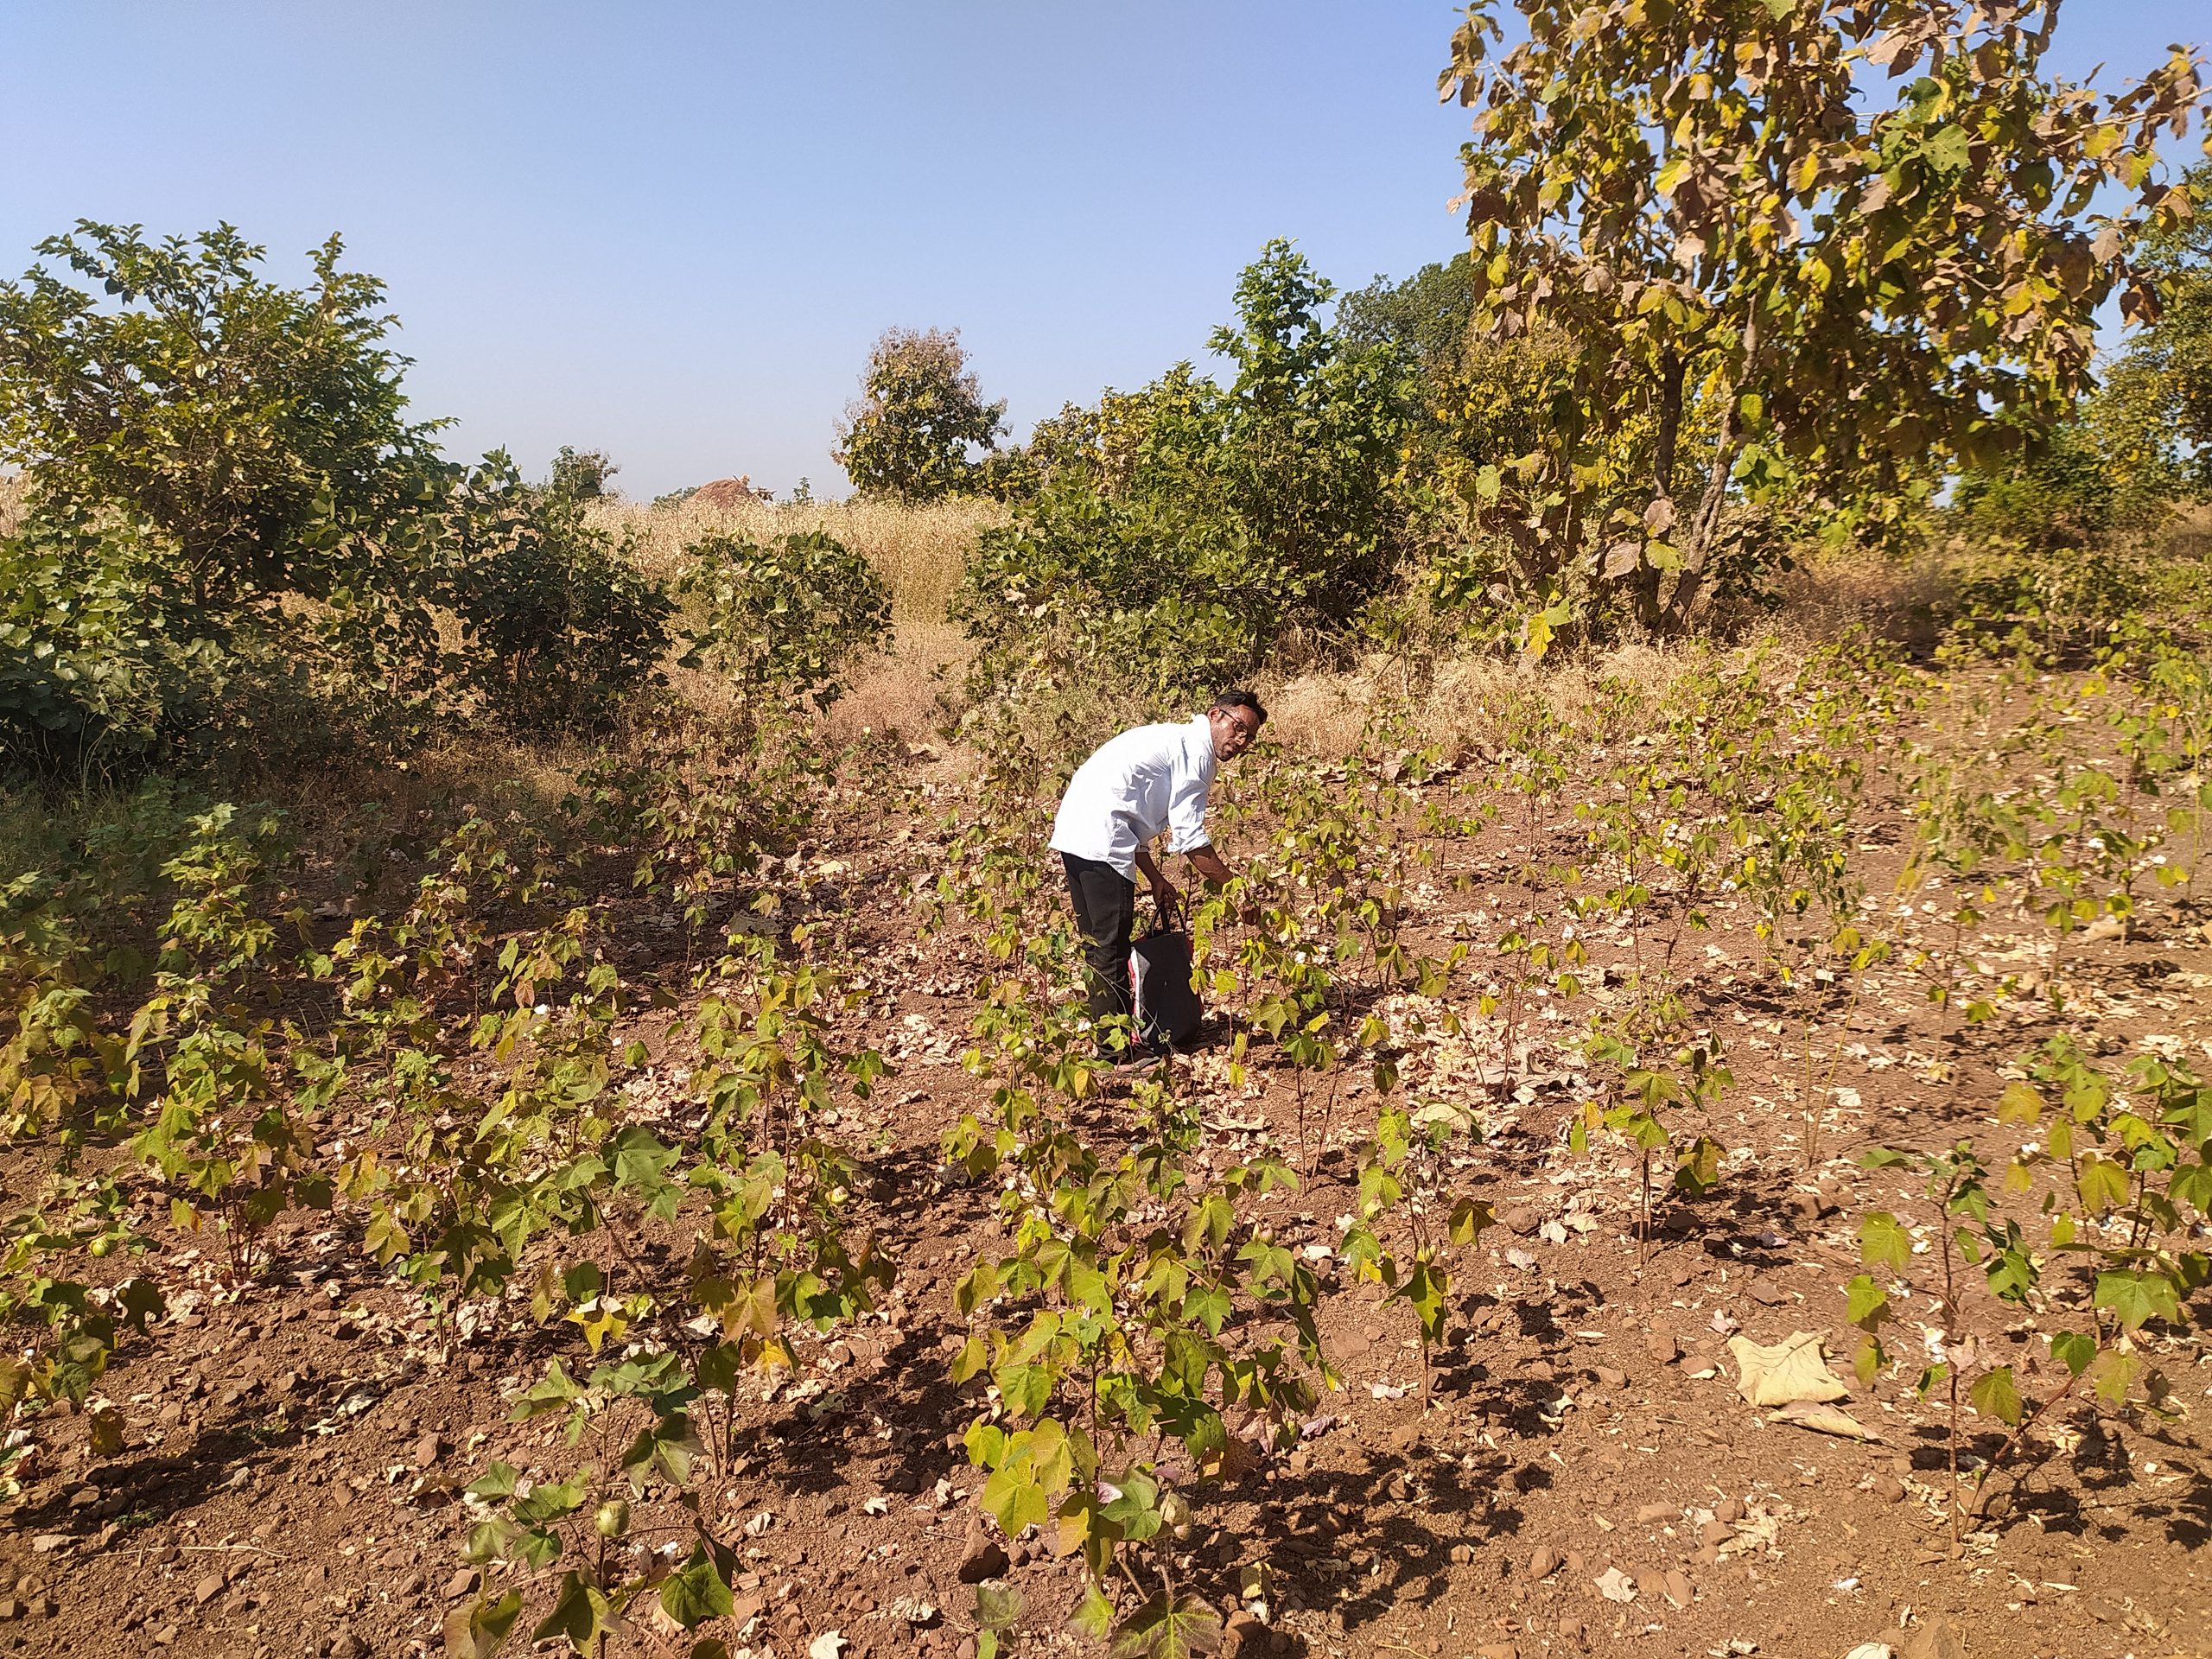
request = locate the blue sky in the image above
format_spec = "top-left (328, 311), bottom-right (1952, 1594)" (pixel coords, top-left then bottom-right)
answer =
top-left (3, 2), bottom-right (2205, 499)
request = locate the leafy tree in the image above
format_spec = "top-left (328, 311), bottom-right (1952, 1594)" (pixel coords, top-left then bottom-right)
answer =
top-left (955, 242), bottom-right (1408, 699)
top-left (1439, 0), bottom-right (2210, 633)
top-left (0, 221), bottom-right (448, 621)
top-left (677, 528), bottom-right (891, 711)
top-left (547, 445), bottom-right (617, 501)
top-left (2103, 160), bottom-right (2212, 496)
top-left (446, 453), bottom-right (672, 734)
top-left (833, 327), bottom-right (1006, 501)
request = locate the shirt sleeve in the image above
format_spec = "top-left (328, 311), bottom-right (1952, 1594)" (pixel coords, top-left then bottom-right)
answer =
top-left (1163, 728), bottom-right (1214, 854)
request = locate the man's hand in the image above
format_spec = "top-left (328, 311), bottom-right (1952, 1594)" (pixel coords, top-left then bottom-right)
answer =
top-left (1184, 846), bottom-right (1259, 925)
top-left (1152, 876), bottom-right (1184, 927)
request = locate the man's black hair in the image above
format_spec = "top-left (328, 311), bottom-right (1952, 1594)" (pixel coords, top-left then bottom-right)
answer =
top-left (1212, 688), bottom-right (1268, 727)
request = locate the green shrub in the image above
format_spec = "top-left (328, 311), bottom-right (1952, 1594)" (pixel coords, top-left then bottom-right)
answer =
top-left (448, 454), bottom-right (672, 734)
top-left (677, 528), bottom-right (891, 710)
top-left (953, 242), bottom-right (1410, 702)
top-left (0, 518), bottom-right (184, 775)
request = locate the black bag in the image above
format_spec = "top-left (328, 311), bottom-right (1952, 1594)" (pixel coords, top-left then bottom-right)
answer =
top-left (1128, 929), bottom-right (1203, 1048)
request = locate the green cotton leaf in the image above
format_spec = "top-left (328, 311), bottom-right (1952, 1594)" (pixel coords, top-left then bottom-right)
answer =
top-left (2076, 1155), bottom-right (2130, 1214)
top-left (606, 1132), bottom-right (681, 1221)
top-left (1181, 1282), bottom-right (1230, 1337)
top-left (510, 1360), bottom-right (582, 1421)
top-left (1858, 1211), bottom-right (1911, 1273)
top-left (994, 1361), bottom-right (1053, 1421)
top-left (1969, 1365), bottom-right (2023, 1427)
top-left (2050, 1330), bottom-right (2097, 1377)
top-left (1447, 1198), bottom-right (1494, 1248)
top-left (1108, 1590), bottom-right (1224, 1659)
top-left (531, 1570), bottom-right (611, 1653)
top-left (1070, 1583), bottom-right (1116, 1641)
top-left (950, 1335), bottom-right (989, 1383)
top-left (1997, 1081), bottom-right (2044, 1125)
top-left (518, 1528), bottom-right (564, 1571)
top-left (1673, 1135), bottom-right (1722, 1195)
top-left (660, 1542), bottom-right (735, 1630)
top-left (512, 1473), bottom-right (588, 1527)
top-left (1851, 1332), bottom-right (1885, 1389)
top-left (976, 1580), bottom-right (1027, 1634)
top-left (443, 1590), bottom-right (524, 1659)
top-left (622, 1410), bottom-right (699, 1489)
top-left (466, 1460), bottom-right (522, 1500)
top-left (1844, 1273), bottom-right (1889, 1328)
top-left (2086, 1348), bottom-right (2138, 1406)
top-left (1100, 1470), bottom-right (1163, 1541)
top-left (2094, 1268), bottom-right (2179, 1332)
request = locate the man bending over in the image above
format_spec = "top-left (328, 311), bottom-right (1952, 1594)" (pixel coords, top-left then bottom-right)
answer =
top-left (1048, 690), bottom-right (1266, 1058)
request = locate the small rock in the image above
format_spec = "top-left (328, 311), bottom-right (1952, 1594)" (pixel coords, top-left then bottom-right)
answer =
top-left (1476, 1645), bottom-right (1517, 1659)
top-left (1555, 1617), bottom-right (1586, 1648)
top-left (1635, 1502), bottom-right (1673, 1523)
top-left (1899, 1617), bottom-right (1968, 1659)
top-left (1645, 1331), bottom-right (1680, 1363)
top-left (957, 1521), bottom-right (1008, 1584)
top-left (1449, 1542), bottom-right (1474, 1564)
top-left (1663, 1569), bottom-right (1693, 1608)
top-left (1746, 1277), bottom-right (1789, 1306)
top-left (1633, 1567), bottom-right (1667, 1600)
top-left (412, 1432), bottom-right (444, 1468)
top-left (330, 1631), bottom-right (370, 1659)
top-left (447, 1567), bottom-right (480, 1599)
top-left (1715, 1497), bottom-right (1745, 1524)
top-left (1503, 1206), bottom-right (1541, 1236)
top-left (1592, 1365), bottom-right (1627, 1389)
top-left (1698, 1521), bottom-right (1731, 1547)
top-left (1529, 1546), bottom-right (1560, 1580)
top-left (1524, 1359), bottom-right (1555, 1382)
top-left (194, 1573), bottom-right (226, 1605)
top-left (1222, 1611), bottom-right (1270, 1659)
top-left (1870, 1475), bottom-right (1906, 1503)
top-left (0, 1600), bottom-right (16, 1622)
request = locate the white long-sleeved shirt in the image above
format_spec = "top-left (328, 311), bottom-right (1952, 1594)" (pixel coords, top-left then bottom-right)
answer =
top-left (1049, 714), bottom-right (1217, 880)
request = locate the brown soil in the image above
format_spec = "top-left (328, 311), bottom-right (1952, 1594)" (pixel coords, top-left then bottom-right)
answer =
top-left (3, 719), bottom-right (2208, 1659)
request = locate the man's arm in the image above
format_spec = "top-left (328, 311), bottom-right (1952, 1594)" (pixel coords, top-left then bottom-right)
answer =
top-left (1185, 846), bottom-right (1234, 888)
top-left (1185, 845), bottom-right (1262, 925)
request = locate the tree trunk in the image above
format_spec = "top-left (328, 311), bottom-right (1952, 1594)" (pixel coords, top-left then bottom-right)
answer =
top-left (1666, 309), bottom-right (1759, 627)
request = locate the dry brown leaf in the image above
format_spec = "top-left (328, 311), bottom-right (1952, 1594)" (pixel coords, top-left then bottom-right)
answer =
top-left (1771, 1398), bottom-right (1880, 1441)
top-left (1728, 1330), bottom-right (1849, 1407)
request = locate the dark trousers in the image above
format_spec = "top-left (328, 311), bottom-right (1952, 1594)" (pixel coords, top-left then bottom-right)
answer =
top-left (1061, 852), bottom-right (1135, 1031)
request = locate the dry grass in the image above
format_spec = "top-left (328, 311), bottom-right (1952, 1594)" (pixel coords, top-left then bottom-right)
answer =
top-left (593, 493), bottom-right (1004, 741)
top-left (0, 472), bottom-right (24, 536)
top-left (594, 494), bottom-right (1001, 630)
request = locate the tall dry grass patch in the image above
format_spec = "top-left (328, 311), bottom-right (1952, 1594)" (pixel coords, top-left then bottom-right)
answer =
top-left (593, 495), bottom-right (1002, 629)
top-left (0, 472), bottom-right (24, 536)
top-left (1260, 637), bottom-right (1781, 763)
top-left (592, 493), bottom-right (1007, 741)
